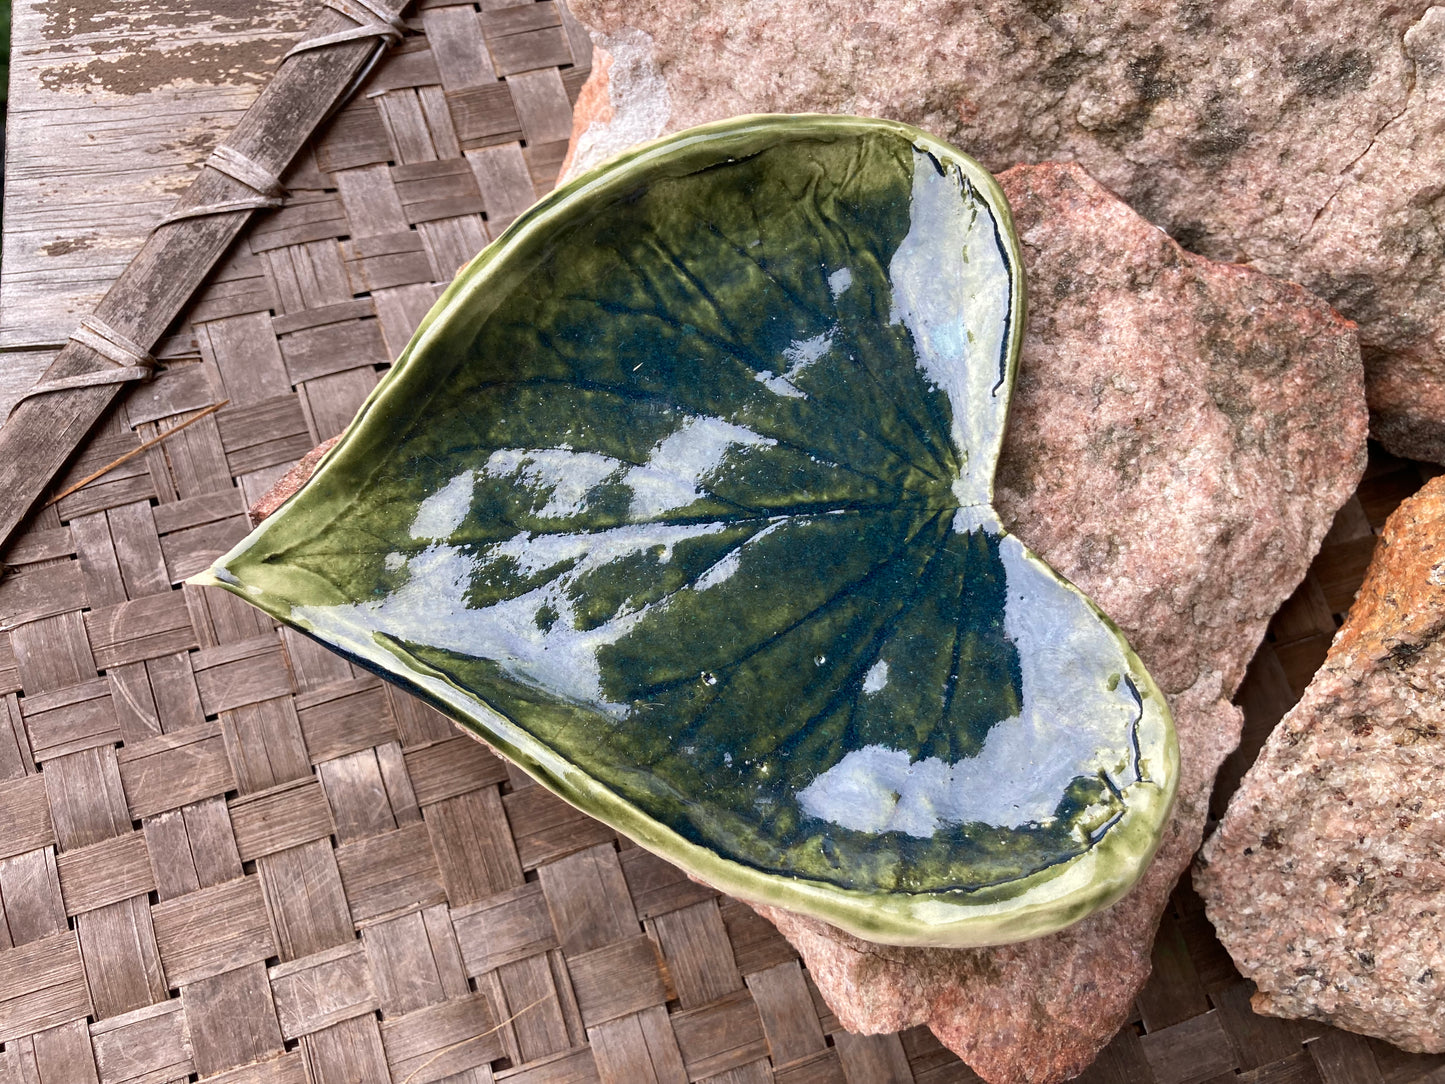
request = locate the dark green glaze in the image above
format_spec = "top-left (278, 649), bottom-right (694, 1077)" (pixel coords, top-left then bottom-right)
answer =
top-left (196, 115), bottom-right (1178, 946)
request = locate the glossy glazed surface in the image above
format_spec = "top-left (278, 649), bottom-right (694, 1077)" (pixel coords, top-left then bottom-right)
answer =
top-left (198, 116), bottom-right (1177, 946)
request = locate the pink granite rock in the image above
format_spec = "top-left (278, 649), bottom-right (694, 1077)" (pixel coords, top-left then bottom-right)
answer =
top-left (1197, 475), bottom-right (1445, 1054)
top-left (561, 1), bottom-right (1445, 463)
top-left (741, 163), bottom-right (1369, 1084)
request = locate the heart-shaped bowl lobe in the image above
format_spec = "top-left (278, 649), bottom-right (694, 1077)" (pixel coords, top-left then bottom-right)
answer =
top-left (195, 114), bottom-right (1178, 948)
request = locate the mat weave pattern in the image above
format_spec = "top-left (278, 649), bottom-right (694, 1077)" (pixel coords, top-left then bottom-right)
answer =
top-left (1, 7), bottom-right (1444, 1082)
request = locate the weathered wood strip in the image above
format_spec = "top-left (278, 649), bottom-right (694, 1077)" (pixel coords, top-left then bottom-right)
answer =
top-left (774, 1050), bottom-right (847, 1084)
top-left (81, 903), bottom-right (165, 1021)
top-left (452, 881), bottom-right (559, 977)
top-left (587, 1005), bottom-right (689, 1084)
top-left (43, 747), bottom-right (131, 850)
top-left (1139, 1011), bottom-right (1240, 1084)
top-left (88, 998), bottom-right (194, 1084)
top-left (669, 988), bottom-right (769, 1083)
top-left (719, 898), bottom-right (799, 979)
top-left (0, 560), bottom-right (88, 626)
top-left (192, 637), bottom-right (294, 716)
top-left (151, 875), bottom-right (276, 988)
top-left (229, 777), bottom-right (335, 861)
top-left (494, 1045), bottom-right (599, 1084)
top-left (619, 848), bottom-right (717, 922)
top-left (118, 721), bottom-right (236, 819)
top-left (1307, 1032), bottom-right (1386, 1084)
top-left (257, 838), bottom-right (354, 961)
top-left (0, 636), bottom-right (22, 699)
top-left (566, 935), bottom-right (670, 1028)
top-left (497, 951), bottom-right (572, 1062)
top-left (14, 1017), bottom-right (103, 1084)
top-left (537, 844), bottom-right (638, 957)
top-left (295, 677), bottom-right (400, 763)
top-left (0, 849), bottom-right (64, 954)
top-left (425, 787), bottom-right (525, 904)
top-left (363, 909), bottom-right (456, 1016)
top-left (502, 784), bottom-right (618, 871)
top-left (84, 591), bottom-right (198, 670)
top-left (300, 1015), bottom-right (392, 1084)
top-left (55, 830), bottom-right (155, 916)
top-left (375, 741), bottom-right (424, 828)
top-left (403, 736), bottom-right (509, 805)
top-left (0, 774), bottom-right (57, 867)
top-left (3, 525), bottom-right (75, 566)
top-left (199, 1052), bottom-right (310, 1084)
top-left (0, 0), bottom-right (415, 560)
top-left (270, 942), bottom-right (379, 1039)
top-left (318, 748), bottom-right (398, 842)
top-left (650, 900), bottom-right (744, 1011)
top-left (183, 962), bottom-right (287, 1077)
top-left (379, 993), bottom-right (506, 1084)
top-left (745, 962), bottom-right (828, 1069)
top-left (220, 698), bottom-right (313, 795)
top-left (0, 929), bottom-right (92, 1042)
top-left (335, 820), bottom-right (447, 923)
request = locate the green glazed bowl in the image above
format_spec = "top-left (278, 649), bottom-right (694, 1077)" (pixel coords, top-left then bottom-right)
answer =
top-left (194, 114), bottom-right (1178, 947)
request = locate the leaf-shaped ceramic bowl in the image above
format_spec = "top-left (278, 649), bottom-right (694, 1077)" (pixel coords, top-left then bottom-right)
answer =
top-left (195, 115), bottom-right (1178, 947)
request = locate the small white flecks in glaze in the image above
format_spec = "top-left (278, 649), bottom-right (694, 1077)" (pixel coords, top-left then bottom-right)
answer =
top-left (863, 659), bottom-right (889, 694)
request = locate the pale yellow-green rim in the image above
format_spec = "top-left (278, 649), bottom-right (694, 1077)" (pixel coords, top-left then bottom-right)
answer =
top-left (194, 114), bottom-right (1179, 947)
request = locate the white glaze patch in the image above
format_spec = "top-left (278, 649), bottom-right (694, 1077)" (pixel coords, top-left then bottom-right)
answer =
top-left (410, 470), bottom-right (476, 539)
top-left (624, 416), bottom-right (775, 518)
top-left (298, 520), bottom-right (732, 714)
top-left (756, 330), bottom-right (834, 399)
top-left (888, 152), bottom-right (1011, 510)
top-left (694, 548), bottom-right (742, 591)
top-left (483, 448), bottom-right (623, 519)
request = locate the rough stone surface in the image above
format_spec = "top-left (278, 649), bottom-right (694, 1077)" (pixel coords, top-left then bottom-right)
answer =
top-left (250, 435), bottom-right (338, 525)
top-left (562, 1), bottom-right (1445, 462)
top-left (256, 162), bottom-right (1369, 1083)
top-left (1197, 474), bottom-right (1445, 1054)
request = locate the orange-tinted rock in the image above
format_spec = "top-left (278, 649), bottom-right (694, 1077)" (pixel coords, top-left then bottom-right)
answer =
top-left (251, 435), bottom-right (338, 524)
top-left (1197, 474), bottom-right (1445, 1053)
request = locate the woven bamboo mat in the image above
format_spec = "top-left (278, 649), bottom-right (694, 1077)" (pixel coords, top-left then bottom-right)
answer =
top-left (0, 7), bottom-right (1442, 1082)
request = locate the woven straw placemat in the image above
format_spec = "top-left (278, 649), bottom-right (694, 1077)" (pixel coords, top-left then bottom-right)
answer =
top-left (0, 6), bottom-right (1442, 1082)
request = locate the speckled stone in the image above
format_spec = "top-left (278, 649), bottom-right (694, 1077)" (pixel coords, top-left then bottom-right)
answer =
top-left (740, 163), bottom-right (1368, 1084)
top-left (1197, 474), bottom-right (1445, 1054)
top-left (561, 2), bottom-right (1445, 463)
